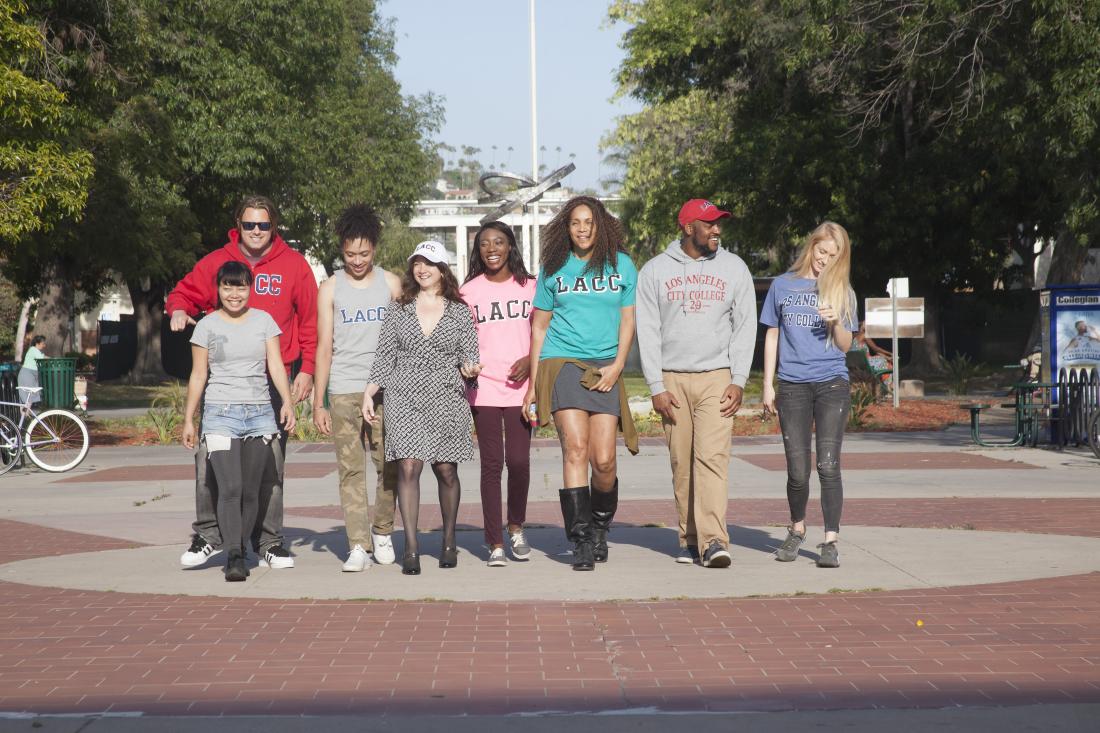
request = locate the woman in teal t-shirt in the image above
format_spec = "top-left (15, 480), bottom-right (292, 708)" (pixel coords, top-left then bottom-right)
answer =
top-left (523, 195), bottom-right (637, 570)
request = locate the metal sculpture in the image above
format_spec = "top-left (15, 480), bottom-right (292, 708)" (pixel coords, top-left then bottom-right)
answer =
top-left (477, 162), bottom-right (575, 225)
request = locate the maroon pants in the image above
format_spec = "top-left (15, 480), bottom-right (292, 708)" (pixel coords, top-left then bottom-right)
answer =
top-left (471, 405), bottom-right (531, 546)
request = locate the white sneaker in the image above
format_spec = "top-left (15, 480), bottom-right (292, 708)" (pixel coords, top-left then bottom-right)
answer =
top-left (180, 535), bottom-right (220, 567)
top-left (342, 544), bottom-right (370, 572)
top-left (487, 547), bottom-right (507, 567)
top-left (371, 532), bottom-right (395, 565)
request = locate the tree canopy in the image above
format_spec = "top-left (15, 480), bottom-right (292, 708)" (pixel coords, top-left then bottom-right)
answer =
top-left (607, 0), bottom-right (1100, 367)
top-left (0, 0), bottom-right (92, 241)
top-left (1, 0), bottom-right (440, 375)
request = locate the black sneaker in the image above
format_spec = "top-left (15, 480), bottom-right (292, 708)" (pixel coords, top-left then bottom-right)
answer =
top-left (775, 529), bottom-right (805, 562)
top-left (261, 545), bottom-right (294, 569)
top-left (816, 541), bottom-right (839, 568)
top-left (702, 540), bottom-right (731, 568)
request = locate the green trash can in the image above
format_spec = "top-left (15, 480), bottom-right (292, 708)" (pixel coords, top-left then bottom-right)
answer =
top-left (36, 357), bottom-right (77, 409)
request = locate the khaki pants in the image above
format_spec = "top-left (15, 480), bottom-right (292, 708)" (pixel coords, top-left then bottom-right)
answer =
top-left (330, 392), bottom-right (397, 550)
top-left (661, 370), bottom-right (733, 550)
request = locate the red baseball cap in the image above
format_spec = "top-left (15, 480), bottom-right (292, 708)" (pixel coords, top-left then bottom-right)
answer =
top-left (677, 199), bottom-right (731, 228)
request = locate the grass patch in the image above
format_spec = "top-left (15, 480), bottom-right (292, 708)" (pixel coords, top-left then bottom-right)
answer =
top-left (827, 587), bottom-right (886, 594)
top-left (621, 370), bottom-right (764, 402)
top-left (87, 381), bottom-right (175, 408)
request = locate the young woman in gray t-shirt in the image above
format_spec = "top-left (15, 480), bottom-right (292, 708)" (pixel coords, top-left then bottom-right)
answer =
top-left (182, 261), bottom-right (296, 581)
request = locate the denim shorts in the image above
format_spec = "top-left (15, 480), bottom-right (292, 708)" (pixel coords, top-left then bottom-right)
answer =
top-left (201, 402), bottom-right (279, 439)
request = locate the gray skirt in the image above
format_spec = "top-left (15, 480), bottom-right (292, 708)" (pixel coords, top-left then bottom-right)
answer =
top-left (17, 367), bottom-right (41, 405)
top-left (550, 359), bottom-right (621, 417)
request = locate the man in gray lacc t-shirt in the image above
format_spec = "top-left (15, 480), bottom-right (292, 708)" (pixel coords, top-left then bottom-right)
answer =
top-left (312, 204), bottom-right (403, 572)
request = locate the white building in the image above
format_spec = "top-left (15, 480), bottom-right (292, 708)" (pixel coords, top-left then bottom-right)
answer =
top-left (409, 189), bottom-right (620, 281)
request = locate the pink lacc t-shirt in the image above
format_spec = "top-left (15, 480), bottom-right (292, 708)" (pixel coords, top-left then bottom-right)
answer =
top-left (460, 274), bottom-right (537, 407)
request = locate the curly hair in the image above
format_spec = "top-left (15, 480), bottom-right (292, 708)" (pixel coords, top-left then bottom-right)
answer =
top-left (465, 221), bottom-right (531, 285)
top-left (334, 203), bottom-right (382, 247)
top-left (397, 258), bottom-right (465, 306)
top-left (540, 195), bottom-right (625, 277)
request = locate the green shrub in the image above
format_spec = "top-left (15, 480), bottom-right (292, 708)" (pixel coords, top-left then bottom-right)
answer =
top-left (146, 381), bottom-right (185, 444)
top-left (848, 382), bottom-right (877, 429)
top-left (944, 352), bottom-right (982, 395)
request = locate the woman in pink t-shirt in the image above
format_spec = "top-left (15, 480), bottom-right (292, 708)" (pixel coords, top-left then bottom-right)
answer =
top-left (460, 222), bottom-right (537, 567)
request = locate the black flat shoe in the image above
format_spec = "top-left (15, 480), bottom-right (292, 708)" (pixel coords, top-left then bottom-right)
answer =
top-left (439, 545), bottom-right (458, 568)
top-left (402, 553), bottom-right (421, 575)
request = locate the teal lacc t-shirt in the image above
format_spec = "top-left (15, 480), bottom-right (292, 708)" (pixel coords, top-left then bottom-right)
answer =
top-left (533, 251), bottom-right (637, 360)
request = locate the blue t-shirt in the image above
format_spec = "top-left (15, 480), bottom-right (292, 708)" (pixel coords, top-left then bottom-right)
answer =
top-left (760, 273), bottom-right (858, 383)
top-left (533, 251), bottom-right (638, 360)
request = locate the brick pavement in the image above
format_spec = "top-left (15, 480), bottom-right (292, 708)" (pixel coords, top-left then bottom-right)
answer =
top-left (1, 500), bottom-right (1099, 716)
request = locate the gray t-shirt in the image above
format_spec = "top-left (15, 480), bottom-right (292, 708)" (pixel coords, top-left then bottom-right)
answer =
top-left (190, 309), bottom-right (281, 404)
top-left (329, 268), bottom-right (393, 394)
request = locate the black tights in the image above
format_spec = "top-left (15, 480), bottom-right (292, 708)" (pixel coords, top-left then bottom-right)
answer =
top-left (396, 459), bottom-right (461, 556)
top-left (206, 436), bottom-right (271, 553)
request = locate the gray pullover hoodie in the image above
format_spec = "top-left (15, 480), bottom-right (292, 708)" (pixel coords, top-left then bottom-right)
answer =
top-left (636, 239), bottom-right (757, 394)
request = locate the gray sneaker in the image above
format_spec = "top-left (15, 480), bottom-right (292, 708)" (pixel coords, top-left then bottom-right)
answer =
top-left (487, 547), bottom-right (507, 567)
top-left (775, 529), bottom-right (805, 562)
top-left (816, 541), bottom-right (839, 568)
top-left (508, 530), bottom-right (531, 561)
top-left (675, 545), bottom-right (700, 564)
top-left (702, 540), bottom-right (731, 568)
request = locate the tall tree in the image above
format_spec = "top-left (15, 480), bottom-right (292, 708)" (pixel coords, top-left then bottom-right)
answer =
top-left (0, 0), bottom-right (92, 245)
top-left (608, 0), bottom-right (1100, 370)
top-left (4, 0), bottom-right (440, 380)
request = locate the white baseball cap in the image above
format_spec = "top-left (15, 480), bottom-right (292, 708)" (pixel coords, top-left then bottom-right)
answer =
top-left (408, 240), bottom-right (451, 266)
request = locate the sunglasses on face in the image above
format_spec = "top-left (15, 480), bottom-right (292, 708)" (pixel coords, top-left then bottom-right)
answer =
top-left (240, 221), bottom-right (272, 232)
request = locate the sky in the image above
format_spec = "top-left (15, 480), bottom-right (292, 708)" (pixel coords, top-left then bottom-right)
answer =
top-left (382, 0), bottom-right (642, 194)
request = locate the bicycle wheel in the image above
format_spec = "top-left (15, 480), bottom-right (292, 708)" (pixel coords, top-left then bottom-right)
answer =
top-left (24, 409), bottom-right (89, 472)
top-left (0, 413), bottom-right (22, 476)
top-left (1089, 408), bottom-right (1100, 460)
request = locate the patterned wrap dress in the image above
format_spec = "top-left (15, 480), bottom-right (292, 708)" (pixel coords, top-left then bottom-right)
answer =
top-left (369, 299), bottom-right (480, 463)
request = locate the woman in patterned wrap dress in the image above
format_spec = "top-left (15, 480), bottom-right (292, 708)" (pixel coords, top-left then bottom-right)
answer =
top-left (362, 240), bottom-right (480, 575)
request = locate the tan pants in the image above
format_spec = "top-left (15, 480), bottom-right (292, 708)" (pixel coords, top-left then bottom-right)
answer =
top-left (330, 392), bottom-right (397, 549)
top-left (661, 370), bottom-right (733, 550)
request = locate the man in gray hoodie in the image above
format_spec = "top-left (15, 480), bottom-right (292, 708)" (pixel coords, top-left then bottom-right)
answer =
top-left (636, 199), bottom-right (757, 568)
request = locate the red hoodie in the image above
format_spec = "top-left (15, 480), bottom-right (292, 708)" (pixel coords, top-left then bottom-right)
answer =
top-left (165, 229), bottom-right (319, 375)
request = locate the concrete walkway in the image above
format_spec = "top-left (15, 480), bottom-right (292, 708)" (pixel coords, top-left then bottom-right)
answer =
top-left (0, 425), bottom-right (1097, 723)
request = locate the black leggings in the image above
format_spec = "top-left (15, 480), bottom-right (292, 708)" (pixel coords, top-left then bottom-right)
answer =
top-left (395, 459), bottom-right (461, 556)
top-left (206, 436), bottom-right (272, 552)
top-left (775, 378), bottom-right (850, 533)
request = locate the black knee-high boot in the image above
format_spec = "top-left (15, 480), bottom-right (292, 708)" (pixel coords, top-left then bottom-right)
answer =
top-left (559, 487), bottom-right (595, 571)
top-left (591, 479), bottom-right (618, 563)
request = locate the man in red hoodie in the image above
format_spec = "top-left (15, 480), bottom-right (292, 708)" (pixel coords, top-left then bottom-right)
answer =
top-left (169, 194), bottom-right (318, 570)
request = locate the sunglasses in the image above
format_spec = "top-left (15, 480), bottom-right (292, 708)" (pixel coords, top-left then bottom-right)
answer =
top-left (240, 221), bottom-right (272, 232)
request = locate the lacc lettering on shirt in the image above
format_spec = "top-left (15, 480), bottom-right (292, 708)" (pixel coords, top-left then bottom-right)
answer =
top-left (471, 299), bottom-right (532, 323)
top-left (339, 306), bottom-right (386, 324)
top-left (553, 273), bottom-right (624, 294)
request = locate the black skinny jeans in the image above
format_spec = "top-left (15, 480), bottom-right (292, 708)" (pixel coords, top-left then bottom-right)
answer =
top-left (776, 377), bottom-right (850, 533)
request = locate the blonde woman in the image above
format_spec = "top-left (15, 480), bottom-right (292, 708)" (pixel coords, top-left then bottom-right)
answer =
top-left (760, 222), bottom-right (858, 568)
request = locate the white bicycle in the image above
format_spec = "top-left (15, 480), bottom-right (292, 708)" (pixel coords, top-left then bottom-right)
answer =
top-left (0, 388), bottom-right (90, 475)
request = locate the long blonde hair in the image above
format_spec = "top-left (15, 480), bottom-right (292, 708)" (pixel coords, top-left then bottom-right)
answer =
top-left (791, 221), bottom-right (854, 343)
